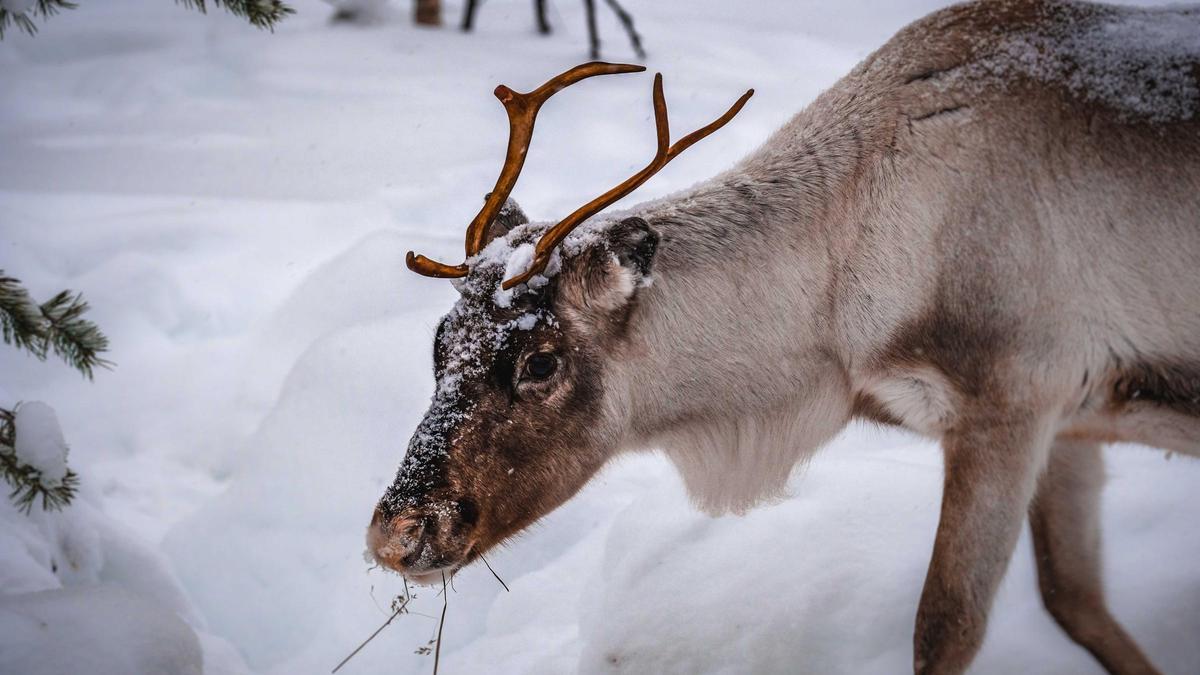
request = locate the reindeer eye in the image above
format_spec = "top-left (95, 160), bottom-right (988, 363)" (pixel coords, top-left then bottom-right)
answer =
top-left (523, 352), bottom-right (558, 380)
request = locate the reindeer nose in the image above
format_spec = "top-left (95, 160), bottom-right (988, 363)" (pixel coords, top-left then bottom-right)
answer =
top-left (367, 507), bottom-right (428, 572)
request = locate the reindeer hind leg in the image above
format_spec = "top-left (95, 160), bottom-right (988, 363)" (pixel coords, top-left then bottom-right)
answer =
top-left (1029, 439), bottom-right (1160, 675)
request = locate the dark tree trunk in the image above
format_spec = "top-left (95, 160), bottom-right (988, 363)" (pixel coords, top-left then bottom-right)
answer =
top-left (414, 0), bottom-right (441, 26)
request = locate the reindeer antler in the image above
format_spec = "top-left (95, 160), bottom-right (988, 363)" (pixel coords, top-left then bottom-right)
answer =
top-left (406, 64), bottom-right (754, 288)
top-left (501, 74), bottom-right (754, 289)
top-left (406, 61), bottom-right (646, 279)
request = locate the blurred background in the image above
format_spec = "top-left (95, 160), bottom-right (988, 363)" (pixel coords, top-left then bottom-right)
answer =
top-left (1, 1), bottom-right (1197, 673)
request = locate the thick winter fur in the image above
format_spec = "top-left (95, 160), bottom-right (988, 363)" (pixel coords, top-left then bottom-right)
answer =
top-left (604, 2), bottom-right (1198, 672)
top-left (373, 1), bottom-right (1199, 673)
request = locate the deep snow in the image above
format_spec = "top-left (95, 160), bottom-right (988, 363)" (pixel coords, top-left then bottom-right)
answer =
top-left (1, 1), bottom-right (1198, 673)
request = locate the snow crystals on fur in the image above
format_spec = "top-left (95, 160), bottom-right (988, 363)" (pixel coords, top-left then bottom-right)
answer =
top-left (961, 2), bottom-right (1199, 122)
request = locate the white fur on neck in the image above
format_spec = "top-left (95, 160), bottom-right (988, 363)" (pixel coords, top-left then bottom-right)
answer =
top-left (653, 381), bottom-right (851, 515)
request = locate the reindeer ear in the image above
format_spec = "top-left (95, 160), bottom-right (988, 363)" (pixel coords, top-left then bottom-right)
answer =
top-left (558, 217), bottom-right (659, 320)
top-left (483, 197), bottom-right (529, 248)
top-left (608, 216), bottom-right (659, 278)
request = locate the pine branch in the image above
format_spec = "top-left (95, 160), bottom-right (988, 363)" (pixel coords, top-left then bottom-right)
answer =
top-left (0, 407), bottom-right (79, 514)
top-left (38, 290), bottom-right (111, 379)
top-left (0, 273), bottom-right (47, 357)
top-left (0, 271), bottom-right (111, 379)
top-left (0, 0), bottom-right (294, 39)
top-left (0, 0), bottom-right (76, 39)
top-left (174, 0), bottom-right (295, 31)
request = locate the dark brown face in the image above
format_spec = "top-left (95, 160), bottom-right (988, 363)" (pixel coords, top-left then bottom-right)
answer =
top-left (367, 217), bottom-right (658, 582)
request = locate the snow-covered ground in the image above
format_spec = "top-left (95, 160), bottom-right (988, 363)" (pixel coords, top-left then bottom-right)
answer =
top-left (1, 1), bottom-right (1198, 673)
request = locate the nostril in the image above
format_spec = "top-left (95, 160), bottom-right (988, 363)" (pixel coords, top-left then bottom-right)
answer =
top-left (457, 499), bottom-right (479, 527)
top-left (398, 516), bottom-right (427, 544)
top-left (368, 512), bottom-right (434, 567)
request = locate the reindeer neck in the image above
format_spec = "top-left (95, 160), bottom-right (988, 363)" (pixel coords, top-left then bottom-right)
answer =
top-left (613, 85), bottom-right (894, 446)
top-left (629, 82), bottom-right (892, 274)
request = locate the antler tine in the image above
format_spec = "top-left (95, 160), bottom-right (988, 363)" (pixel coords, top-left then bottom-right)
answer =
top-left (406, 61), bottom-right (646, 279)
top-left (502, 74), bottom-right (754, 289)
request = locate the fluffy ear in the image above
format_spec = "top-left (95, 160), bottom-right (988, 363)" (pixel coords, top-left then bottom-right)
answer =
top-left (607, 216), bottom-right (659, 279)
top-left (557, 217), bottom-right (659, 322)
top-left (483, 197), bottom-right (529, 248)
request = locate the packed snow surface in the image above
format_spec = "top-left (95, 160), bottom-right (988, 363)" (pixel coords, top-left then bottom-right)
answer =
top-left (1, 1), bottom-right (1198, 674)
top-left (0, 585), bottom-right (204, 675)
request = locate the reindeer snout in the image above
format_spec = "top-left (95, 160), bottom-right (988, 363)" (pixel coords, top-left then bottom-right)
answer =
top-left (367, 507), bottom-right (430, 572)
top-left (367, 501), bottom-right (480, 583)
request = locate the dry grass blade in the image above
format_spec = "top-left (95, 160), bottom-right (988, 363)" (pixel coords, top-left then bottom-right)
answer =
top-left (334, 573), bottom-right (452, 675)
top-left (479, 553), bottom-right (510, 592)
top-left (331, 594), bottom-right (410, 673)
top-left (433, 571), bottom-right (449, 675)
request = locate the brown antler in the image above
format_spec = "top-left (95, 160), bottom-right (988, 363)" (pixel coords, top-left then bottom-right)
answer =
top-left (501, 74), bottom-right (753, 289)
top-left (405, 61), bottom-right (646, 279)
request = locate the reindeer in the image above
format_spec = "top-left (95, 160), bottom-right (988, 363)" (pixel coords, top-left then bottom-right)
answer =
top-left (367, 1), bottom-right (1200, 672)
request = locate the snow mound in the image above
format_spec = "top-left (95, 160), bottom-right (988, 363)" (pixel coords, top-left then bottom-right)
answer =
top-left (163, 311), bottom-right (443, 669)
top-left (0, 404), bottom-right (249, 675)
top-left (0, 488), bottom-right (250, 675)
top-left (0, 585), bottom-right (203, 675)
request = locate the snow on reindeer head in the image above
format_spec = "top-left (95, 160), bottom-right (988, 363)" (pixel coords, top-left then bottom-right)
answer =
top-left (366, 62), bottom-right (752, 582)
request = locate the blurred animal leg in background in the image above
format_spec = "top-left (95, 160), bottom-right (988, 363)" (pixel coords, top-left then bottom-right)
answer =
top-left (603, 0), bottom-right (644, 58)
top-left (461, 0), bottom-right (479, 31)
top-left (583, 0), bottom-right (600, 59)
top-left (535, 0), bottom-right (551, 34)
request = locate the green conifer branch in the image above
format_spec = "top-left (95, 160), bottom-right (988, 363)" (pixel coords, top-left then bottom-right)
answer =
top-left (174, 0), bottom-right (295, 31)
top-left (0, 273), bottom-right (47, 357)
top-left (0, 271), bottom-right (111, 379)
top-left (0, 0), bottom-right (293, 39)
top-left (38, 290), bottom-right (112, 380)
top-left (0, 1), bottom-right (76, 39)
top-left (0, 407), bottom-right (79, 514)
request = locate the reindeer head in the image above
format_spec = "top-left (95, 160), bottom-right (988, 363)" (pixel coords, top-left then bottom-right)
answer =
top-left (367, 63), bottom-right (752, 582)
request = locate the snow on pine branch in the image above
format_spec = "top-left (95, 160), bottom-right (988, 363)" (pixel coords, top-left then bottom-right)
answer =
top-left (0, 403), bottom-right (79, 513)
top-left (0, 271), bottom-right (111, 379)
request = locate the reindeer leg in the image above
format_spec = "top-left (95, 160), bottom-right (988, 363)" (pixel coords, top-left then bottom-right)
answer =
top-left (461, 0), bottom-right (478, 32)
top-left (583, 0), bottom-right (600, 59)
top-left (1029, 439), bottom-right (1160, 675)
top-left (914, 411), bottom-right (1054, 674)
top-left (534, 0), bottom-right (550, 35)
top-left (602, 0), bottom-right (645, 58)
